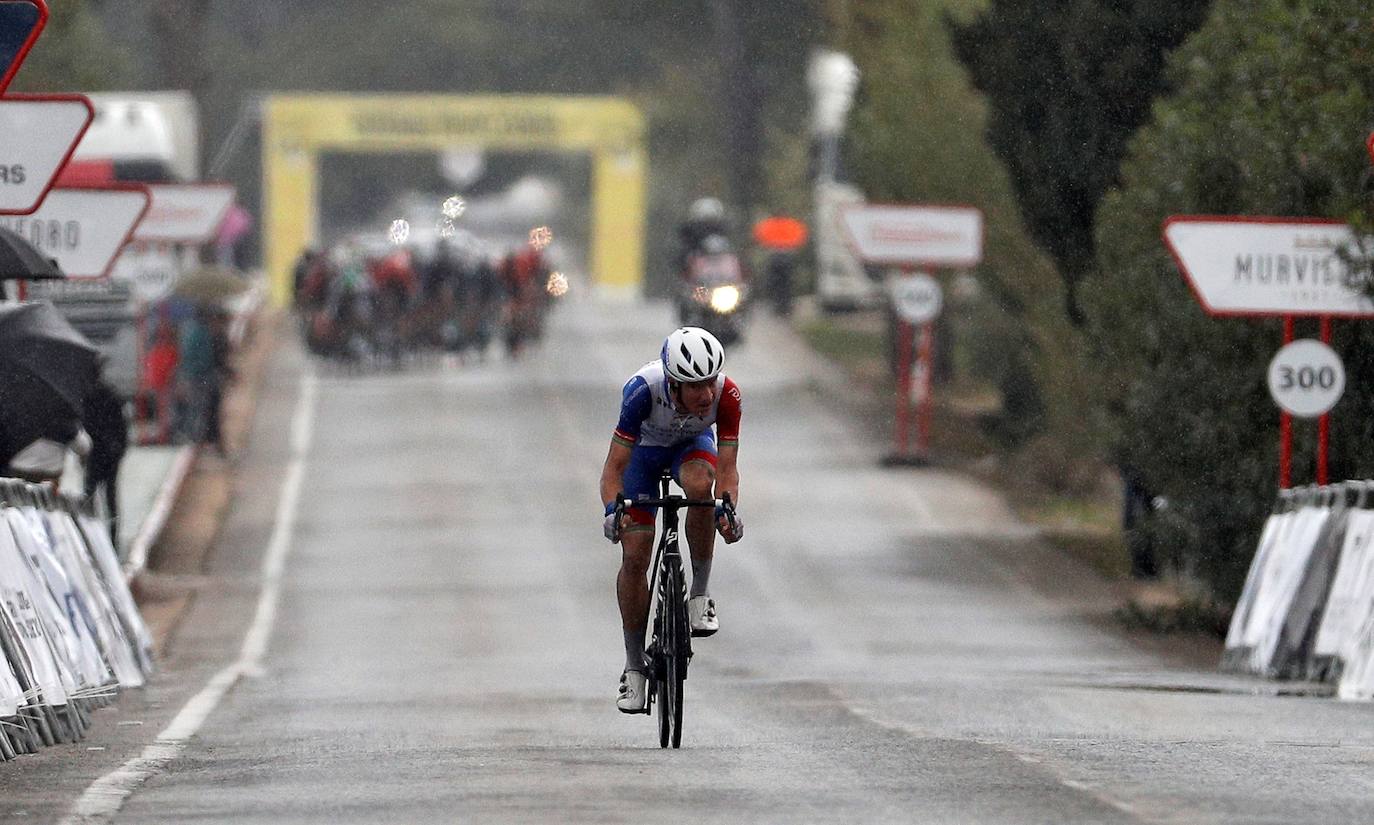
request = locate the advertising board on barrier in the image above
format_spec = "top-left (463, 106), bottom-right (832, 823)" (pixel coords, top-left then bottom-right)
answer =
top-left (0, 185), bottom-right (149, 278)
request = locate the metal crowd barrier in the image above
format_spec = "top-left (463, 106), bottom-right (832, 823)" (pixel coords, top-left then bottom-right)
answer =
top-left (1223, 481), bottom-right (1374, 699)
top-left (0, 478), bottom-right (154, 759)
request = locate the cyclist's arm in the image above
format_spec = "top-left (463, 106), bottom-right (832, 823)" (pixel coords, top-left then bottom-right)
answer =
top-left (600, 440), bottom-right (633, 510)
top-left (601, 375), bottom-right (651, 509)
top-left (715, 443), bottom-right (739, 506)
top-left (715, 378), bottom-right (741, 506)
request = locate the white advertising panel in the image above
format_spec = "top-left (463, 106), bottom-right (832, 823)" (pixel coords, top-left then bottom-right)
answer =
top-left (134, 183), bottom-right (235, 243)
top-left (1164, 216), bottom-right (1374, 317)
top-left (0, 95), bottom-right (93, 214)
top-left (0, 186), bottom-right (149, 277)
top-left (839, 204), bottom-right (983, 267)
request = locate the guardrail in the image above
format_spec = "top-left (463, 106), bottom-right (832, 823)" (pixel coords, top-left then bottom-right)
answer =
top-left (0, 478), bottom-right (154, 759)
top-left (1223, 481), bottom-right (1374, 699)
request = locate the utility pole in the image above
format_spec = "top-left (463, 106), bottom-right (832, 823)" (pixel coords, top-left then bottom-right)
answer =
top-left (712, 0), bottom-right (760, 219)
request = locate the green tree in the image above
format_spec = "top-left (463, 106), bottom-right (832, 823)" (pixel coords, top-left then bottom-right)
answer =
top-left (1085, 0), bottom-right (1374, 597)
top-left (10, 0), bottom-right (131, 92)
top-left (836, 0), bottom-right (1074, 455)
top-left (946, 0), bottom-right (1210, 325)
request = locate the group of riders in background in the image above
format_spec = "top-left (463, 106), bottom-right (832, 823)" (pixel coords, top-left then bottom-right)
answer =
top-left (292, 236), bottom-right (551, 367)
top-left (290, 197), bottom-right (802, 367)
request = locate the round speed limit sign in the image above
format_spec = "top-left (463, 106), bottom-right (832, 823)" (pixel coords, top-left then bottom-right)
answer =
top-left (1267, 340), bottom-right (1345, 418)
top-left (889, 273), bottom-right (942, 324)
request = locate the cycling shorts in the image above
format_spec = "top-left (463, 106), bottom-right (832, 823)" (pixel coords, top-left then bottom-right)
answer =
top-left (621, 431), bottom-right (718, 529)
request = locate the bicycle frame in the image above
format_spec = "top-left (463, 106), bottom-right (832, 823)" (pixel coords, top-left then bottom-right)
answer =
top-left (616, 472), bottom-right (729, 748)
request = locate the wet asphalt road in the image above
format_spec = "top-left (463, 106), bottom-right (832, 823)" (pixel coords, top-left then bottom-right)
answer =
top-left (5, 297), bottom-right (1374, 823)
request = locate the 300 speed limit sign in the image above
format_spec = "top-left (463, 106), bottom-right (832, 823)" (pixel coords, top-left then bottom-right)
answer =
top-left (1267, 340), bottom-right (1345, 418)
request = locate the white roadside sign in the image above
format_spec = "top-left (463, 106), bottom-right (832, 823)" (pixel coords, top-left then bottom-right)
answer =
top-left (134, 183), bottom-right (235, 243)
top-left (109, 243), bottom-right (181, 303)
top-left (839, 204), bottom-right (983, 267)
top-left (1267, 339), bottom-right (1345, 418)
top-left (1164, 216), bottom-right (1374, 317)
top-left (0, 95), bottom-right (94, 215)
top-left (0, 186), bottom-right (149, 277)
top-left (889, 272), bottom-right (943, 324)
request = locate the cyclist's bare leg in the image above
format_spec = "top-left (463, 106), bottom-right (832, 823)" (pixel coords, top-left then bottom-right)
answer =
top-left (679, 460), bottom-right (717, 598)
top-left (617, 526), bottom-right (654, 672)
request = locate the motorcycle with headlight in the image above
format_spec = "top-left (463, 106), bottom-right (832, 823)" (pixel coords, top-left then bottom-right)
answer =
top-left (676, 235), bottom-right (749, 345)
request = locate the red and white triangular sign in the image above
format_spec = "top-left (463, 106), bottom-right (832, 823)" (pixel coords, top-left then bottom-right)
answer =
top-left (0, 0), bottom-right (46, 94)
top-left (0, 94), bottom-right (94, 215)
top-left (0, 184), bottom-right (150, 278)
top-left (134, 183), bottom-right (236, 244)
top-left (1163, 215), bottom-right (1374, 318)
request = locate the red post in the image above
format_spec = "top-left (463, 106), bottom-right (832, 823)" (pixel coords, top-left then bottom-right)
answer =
top-left (1318, 316), bottom-right (1332, 485)
top-left (1280, 316), bottom-right (1294, 489)
top-left (893, 318), bottom-right (914, 455)
top-left (915, 321), bottom-right (935, 457)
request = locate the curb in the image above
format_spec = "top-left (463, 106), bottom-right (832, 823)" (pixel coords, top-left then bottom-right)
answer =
top-left (121, 443), bottom-right (198, 582)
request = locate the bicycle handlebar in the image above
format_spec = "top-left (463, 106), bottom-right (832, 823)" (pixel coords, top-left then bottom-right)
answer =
top-left (614, 491), bottom-right (735, 513)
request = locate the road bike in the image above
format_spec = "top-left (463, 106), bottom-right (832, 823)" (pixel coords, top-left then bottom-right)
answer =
top-left (615, 472), bottom-right (735, 749)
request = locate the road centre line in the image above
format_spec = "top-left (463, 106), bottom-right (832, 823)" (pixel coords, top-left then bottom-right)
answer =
top-left (61, 369), bottom-right (318, 825)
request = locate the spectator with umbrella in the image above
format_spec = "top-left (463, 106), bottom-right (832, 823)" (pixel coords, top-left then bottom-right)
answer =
top-left (0, 225), bottom-right (62, 300)
top-left (0, 302), bottom-right (102, 488)
top-left (82, 372), bottom-right (129, 547)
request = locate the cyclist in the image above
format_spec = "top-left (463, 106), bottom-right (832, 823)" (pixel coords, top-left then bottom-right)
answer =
top-left (599, 326), bottom-right (745, 713)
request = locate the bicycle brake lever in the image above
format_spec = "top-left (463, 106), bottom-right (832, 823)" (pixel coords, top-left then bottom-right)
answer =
top-left (718, 492), bottom-right (737, 530)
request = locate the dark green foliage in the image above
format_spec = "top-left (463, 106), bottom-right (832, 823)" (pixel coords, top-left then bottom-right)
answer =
top-left (839, 0), bottom-right (1065, 450)
top-left (1085, 0), bottom-right (1374, 598)
top-left (106, 0), bottom-right (823, 286)
top-left (946, 0), bottom-right (1211, 324)
top-left (8, 0), bottom-right (132, 92)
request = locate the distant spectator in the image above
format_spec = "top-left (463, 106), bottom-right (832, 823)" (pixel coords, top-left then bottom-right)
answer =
top-left (1119, 460), bottom-right (1159, 579)
top-left (143, 322), bottom-right (179, 441)
top-left (176, 309), bottom-right (215, 445)
top-left (205, 307), bottom-right (235, 456)
top-left (82, 377), bottom-right (129, 548)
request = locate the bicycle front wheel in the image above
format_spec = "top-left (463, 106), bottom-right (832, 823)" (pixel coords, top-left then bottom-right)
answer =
top-left (670, 648), bottom-right (685, 749)
top-left (657, 657), bottom-right (671, 748)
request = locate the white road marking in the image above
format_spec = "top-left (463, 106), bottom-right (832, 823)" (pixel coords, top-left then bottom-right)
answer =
top-left (60, 370), bottom-right (318, 824)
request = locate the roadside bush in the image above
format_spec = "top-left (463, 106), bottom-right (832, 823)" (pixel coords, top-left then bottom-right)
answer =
top-left (1085, 0), bottom-right (1374, 599)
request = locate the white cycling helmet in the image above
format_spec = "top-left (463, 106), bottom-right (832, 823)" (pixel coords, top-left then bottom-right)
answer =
top-left (661, 326), bottom-right (725, 383)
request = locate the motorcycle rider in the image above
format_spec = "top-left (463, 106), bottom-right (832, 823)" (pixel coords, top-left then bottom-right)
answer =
top-left (676, 197), bottom-right (729, 275)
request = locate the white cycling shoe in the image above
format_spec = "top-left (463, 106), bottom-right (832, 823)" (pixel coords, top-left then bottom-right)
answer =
top-left (688, 595), bottom-right (719, 637)
top-left (617, 669), bottom-right (649, 714)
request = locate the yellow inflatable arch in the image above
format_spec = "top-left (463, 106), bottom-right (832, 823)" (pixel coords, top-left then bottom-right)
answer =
top-left (262, 94), bottom-right (646, 307)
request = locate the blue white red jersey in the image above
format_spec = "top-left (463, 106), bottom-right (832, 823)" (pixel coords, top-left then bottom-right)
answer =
top-left (613, 361), bottom-right (741, 449)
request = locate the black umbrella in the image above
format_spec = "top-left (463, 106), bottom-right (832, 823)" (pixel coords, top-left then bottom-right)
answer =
top-left (0, 302), bottom-right (100, 466)
top-left (0, 227), bottom-right (63, 281)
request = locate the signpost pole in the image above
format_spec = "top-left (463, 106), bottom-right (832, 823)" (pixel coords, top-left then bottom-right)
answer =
top-left (1280, 316), bottom-right (1293, 489)
top-left (1318, 316), bottom-right (1332, 485)
top-left (916, 320), bottom-right (935, 457)
top-left (893, 317), bottom-right (914, 456)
